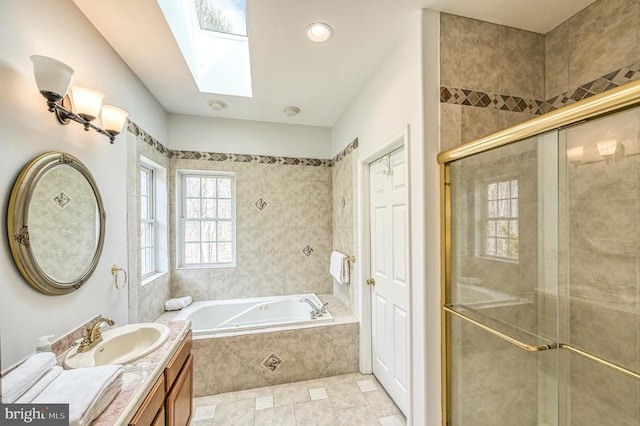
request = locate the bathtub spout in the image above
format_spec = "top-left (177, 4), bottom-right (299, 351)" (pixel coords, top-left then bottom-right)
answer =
top-left (299, 298), bottom-right (328, 319)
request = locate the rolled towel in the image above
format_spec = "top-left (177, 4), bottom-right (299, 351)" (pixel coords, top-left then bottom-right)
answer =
top-left (33, 365), bottom-right (124, 426)
top-left (330, 250), bottom-right (350, 284)
top-left (165, 296), bottom-right (193, 311)
top-left (1, 351), bottom-right (56, 403)
top-left (15, 365), bottom-right (63, 403)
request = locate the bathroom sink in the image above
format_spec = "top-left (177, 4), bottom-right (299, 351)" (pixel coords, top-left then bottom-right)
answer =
top-left (63, 323), bottom-right (169, 369)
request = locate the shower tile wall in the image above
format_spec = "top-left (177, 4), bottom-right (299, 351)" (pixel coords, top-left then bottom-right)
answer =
top-left (331, 139), bottom-right (359, 311)
top-left (170, 158), bottom-right (333, 301)
top-left (563, 108), bottom-right (640, 425)
top-left (126, 127), bottom-right (171, 323)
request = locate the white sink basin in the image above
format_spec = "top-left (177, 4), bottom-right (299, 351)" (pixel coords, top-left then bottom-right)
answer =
top-left (64, 323), bottom-right (169, 369)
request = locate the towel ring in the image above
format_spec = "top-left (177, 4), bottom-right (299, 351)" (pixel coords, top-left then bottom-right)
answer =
top-left (111, 264), bottom-right (128, 289)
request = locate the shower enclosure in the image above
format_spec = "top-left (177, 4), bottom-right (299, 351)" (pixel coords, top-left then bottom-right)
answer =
top-left (439, 82), bottom-right (640, 425)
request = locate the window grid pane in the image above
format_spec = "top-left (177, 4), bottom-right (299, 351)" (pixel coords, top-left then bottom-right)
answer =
top-left (140, 166), bottom-right (156, 276)
top-left (484, 178), bottom-right (518, 260)
top-left (181, 173), bottom-right (235, 266)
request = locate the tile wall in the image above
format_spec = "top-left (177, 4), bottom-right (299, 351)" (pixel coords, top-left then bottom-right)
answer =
top-left (169, 157), bottom-right (333, 301)
top-left (331, 139), bottom-right (359, 311)
top-left (126, 126), bottom-right (171, 323)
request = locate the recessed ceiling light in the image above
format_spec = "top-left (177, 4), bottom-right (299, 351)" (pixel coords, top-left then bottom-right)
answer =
top-left (283, 106), bottom-right (301, 117)
top-left (208, 99), bottom-right (228, 111)
top-left (305, 22), bottom-right (333, 43)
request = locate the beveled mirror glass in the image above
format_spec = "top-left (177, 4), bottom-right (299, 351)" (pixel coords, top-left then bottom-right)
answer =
top-left (8, 152), bottom-right (105, 295)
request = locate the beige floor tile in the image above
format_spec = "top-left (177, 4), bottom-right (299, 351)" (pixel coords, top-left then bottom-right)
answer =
top-left (335, 405), bottom-right (382, 425)
top-left (273, 382), bottom-right (310, 407)
top-left (326, 381), bottom-right (368, 410)
top-left (213, 399), bottom-right (255, 425)
top-left (309, 387), bottom-right (328, 400)
top-left (234, 385), bottom-right (273, 400)
top-left (193, 405), bottom-right (216, 421)
top-left (255, 405), bottom-right (297, 426)
top-left (255, 395), bottom-right (274, 410)
top-left (379, 414), bottom-right (406, 425)
top-left (357, 379), bottom-right (378, 392)
top-left (363, 390), bottom-right (401, 418)
top-left (293, 399), bottom-right (338, 426)
top-left (194, 392), bottom-right (238, 409)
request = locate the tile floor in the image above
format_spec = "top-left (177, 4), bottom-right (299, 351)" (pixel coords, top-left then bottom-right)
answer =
top-left (191, 372), bottom-right (407, 425)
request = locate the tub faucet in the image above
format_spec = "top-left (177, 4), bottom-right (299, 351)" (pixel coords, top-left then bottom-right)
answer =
top-left (77, 318), bottom-right (115, 353)
top-left (299, 298), bottom-right (328, 319)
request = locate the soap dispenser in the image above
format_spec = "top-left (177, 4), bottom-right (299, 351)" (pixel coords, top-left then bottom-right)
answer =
top-left (35, 334), bottom-right (54, 353)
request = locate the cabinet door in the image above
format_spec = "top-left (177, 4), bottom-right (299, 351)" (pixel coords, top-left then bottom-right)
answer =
top-left (166, 354), bottom-right (193, 426)
top-left (129, 375), bottom-right (165, 426)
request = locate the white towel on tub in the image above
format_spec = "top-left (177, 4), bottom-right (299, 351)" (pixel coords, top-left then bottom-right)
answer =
top-left (165, 296), bottom-right (193, 311)
top-left (1, 351), bottom-right (56, 403)
top-left (330, 250), bottom-right (350, 284)
top-left (33, 365), bottom-right (123, 426)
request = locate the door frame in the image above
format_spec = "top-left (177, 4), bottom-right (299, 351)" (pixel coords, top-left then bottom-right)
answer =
top-left (356, 125), bottom-right (412, 415)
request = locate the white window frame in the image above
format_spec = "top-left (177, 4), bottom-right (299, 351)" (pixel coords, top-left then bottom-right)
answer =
top-left (177, 170), bottom-right (236, 269)
top-left (140, 165), bottom-right (156, 279)
top-left (478, 176), bottom-right (519, 262)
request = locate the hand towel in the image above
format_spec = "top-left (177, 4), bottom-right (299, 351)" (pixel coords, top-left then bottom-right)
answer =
top-left (330, 250), bottom-right (350, 284)
top-left (165, 296), bottom-right (193, 311)
top-left (33, 365), bottom-right (124, 426)
top-left (15, 365), bottom-right (63, 403)
top-left (1, 351), bottom-right (56, 403)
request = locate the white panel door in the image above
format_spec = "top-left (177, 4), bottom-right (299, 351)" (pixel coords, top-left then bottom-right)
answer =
top-left (369, 147), bottom-right (409, 415)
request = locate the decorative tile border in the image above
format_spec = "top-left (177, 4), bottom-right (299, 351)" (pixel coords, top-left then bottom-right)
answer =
top-left (440, 62), bottom-right (640, 116)
top-left (128, 121), bottom-right (362, 168)
top-left (440, 87), bottom-right (546, 115)
top-left (126, 120), bottom-right (170, 156)
top-left (333, 138), bottom-right (359, 164)
top-left (170, 150), bottom-right (332, 167)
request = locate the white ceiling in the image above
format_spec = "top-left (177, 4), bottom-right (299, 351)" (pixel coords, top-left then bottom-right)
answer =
top-left (72, 0), bottom-right (596, 127)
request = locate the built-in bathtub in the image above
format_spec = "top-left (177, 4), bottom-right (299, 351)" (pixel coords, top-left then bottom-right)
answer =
top-left (174, 293), bottom-right (333, 336)
top-left (165, 293), bottom-right (359, 396)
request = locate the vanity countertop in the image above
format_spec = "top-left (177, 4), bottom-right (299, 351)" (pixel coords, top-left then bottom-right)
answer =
top-left (91, 320), bottom-right (191, 425)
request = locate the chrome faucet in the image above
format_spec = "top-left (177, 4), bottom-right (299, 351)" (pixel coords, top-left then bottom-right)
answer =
top-left (77, 318), bottom-right (115, 353)
top-left (299, 298), bottom-right (328, 319)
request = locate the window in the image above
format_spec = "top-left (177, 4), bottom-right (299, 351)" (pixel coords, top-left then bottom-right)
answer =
top-left (178, 172), bottom-right (236, 267)
top-left (140, 165), bottom-right (156, 277)
top-left (483, 178), bottom-right (519, 260)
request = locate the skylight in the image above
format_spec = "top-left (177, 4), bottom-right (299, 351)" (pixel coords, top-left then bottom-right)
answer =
top-left (157, 0), bottom-right (252, 97)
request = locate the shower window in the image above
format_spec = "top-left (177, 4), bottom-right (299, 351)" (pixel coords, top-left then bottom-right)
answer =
top-left (178, 171), bottom-right (236, 268)
top-left (481, 177), bottom-right (519, 260)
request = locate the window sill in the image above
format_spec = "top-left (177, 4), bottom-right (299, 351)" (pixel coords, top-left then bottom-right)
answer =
top-left (141, 271), bottom-right (169, 287)
top-left (176, 264), bottom-right (236, 270)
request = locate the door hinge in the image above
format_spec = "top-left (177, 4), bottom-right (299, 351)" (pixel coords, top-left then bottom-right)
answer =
top-left (366, 278), bottom-right (376, 286)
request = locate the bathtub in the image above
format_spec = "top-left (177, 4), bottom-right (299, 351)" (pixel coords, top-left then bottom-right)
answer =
top-left (174, 293), bottom-right (333, 336)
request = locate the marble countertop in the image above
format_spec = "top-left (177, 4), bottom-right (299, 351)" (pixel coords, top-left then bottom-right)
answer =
top-left (92, 320), bottom-right (191, 425)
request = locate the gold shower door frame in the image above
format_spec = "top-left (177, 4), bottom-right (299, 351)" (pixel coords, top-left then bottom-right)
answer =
top-left (438, 79), bottom-right (640, 426)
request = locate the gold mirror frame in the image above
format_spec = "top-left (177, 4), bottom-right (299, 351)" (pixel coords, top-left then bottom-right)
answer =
top-left (8, 152), bottom-right (106, 295)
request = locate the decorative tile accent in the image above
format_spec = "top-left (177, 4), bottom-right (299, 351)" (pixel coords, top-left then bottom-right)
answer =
top-left (440, 62), bottom-right (640, 116)
top-left (309, 387), bottom-right (328, 400)
top-left (302, 245), bottom-right (314, 257)
top-left (357, 379), bottom-right (378, 392)
top-left (255, 197), bottom-right (269, 212)
top-left (170, 150), bottom-right (332, 167)
top-left (333, 138), bottom-right (359, 165)
top-left (262, 353), bottom-right (284, 372)
top-left (52, 191), bottom-right (72, 209)
top-left (126, 120), bottom-right (170, 157)
top-left (255, 395), bottom-right (274, 410)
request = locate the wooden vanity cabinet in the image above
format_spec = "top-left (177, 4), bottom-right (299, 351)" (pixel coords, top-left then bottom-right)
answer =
top-left (129, 330), bottom-right (193, 426)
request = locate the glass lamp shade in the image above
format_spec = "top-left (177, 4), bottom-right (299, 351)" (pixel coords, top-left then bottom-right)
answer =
top-left (566, 146), bottom-right (584, 163)
top-left (30, 55), bottom-right (74, 101)
top-left (70, 86), bottom-right (105, 122)
top-left (101, 105), bottom-right (128, 134)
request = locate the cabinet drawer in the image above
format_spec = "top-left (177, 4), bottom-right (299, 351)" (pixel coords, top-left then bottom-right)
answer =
top-left (165, 330), bottom-right (192, 391)
top-left (166, 354), bottom-right (193, 426)
top-left (129, 374), bottom-right (165, 426)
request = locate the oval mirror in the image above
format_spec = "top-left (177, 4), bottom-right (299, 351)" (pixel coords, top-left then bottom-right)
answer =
top-left (8, 152), bottom-right (106, 295)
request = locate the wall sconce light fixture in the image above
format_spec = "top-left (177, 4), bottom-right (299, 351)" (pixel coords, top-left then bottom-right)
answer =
top-left (566, 146), bottom-right (584, 167)
top-left (30, 55), bottom-right (128, 144)
top-left (596, 139), bottom-right (624, 163)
